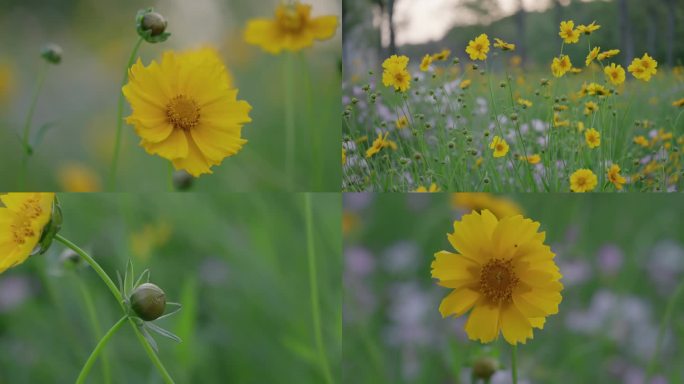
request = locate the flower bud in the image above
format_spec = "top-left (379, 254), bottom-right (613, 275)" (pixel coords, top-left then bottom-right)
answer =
top-left (173, 170), bottom-right (193, 191)
top-left (472, 356), bottom-right (499, 380)
top-left (131, 283), bottom-right (166, 321)
top-left (32, 197), bottom-right (63, 256)
top-left (59, 248), bottom-right (81, 267)
top-left (41, 43), bottom-right (63, 64)
top-left (136, 8), bottom-right (170, 43)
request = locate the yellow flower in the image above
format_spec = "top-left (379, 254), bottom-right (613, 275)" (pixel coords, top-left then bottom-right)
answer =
top-left (244, 2), bottom-right (337, 54)
top-left (451, 193), bottom-right (522, 219)
top-left (420, 54), bottom-right (433, 72)
top-left (551, 55), bottom-right (572, 78)
top-left (431, 209), bottom-right (563, 345)
top-left (553, 112), bottom-right (570, 128)
top-left (559, 20), bottom-right (580, 44)
top-left (57, 163), bottom-right (101, 192)
top-left (382, 55), bottom-right (411, 92)
top-left (415, 183), bottom-right (440, 192)
top-left (570, 169), bottom-right (597, 192)
top-left (493, 38), bottom-right (515, 51)
top-left (517, 98), bottom-right (532, 108)
top-left (432, 49), bottom-right (451, 61)
top-left (130, 221), bottom-right (172, 262)
top-left (0, 62), bottom-right (16, 103)
top-left (634, 135), bottom-right (650, 148)
top-left (607, 164), bottom-right (626, 190)
top-left (583, 101), bottom-right (598, 115)
top-left (672, 98), bottom-right (684, 107)
top-left (342, 148), bottom-right (346, 165)
top-left (365, 132), bottom-right (396, 158)
top-left (585, 46), bottom-right (600, 66)
top-left (510, 55), bottom-right (522, 67)
top-left (0, 193), bottom-right (55, 273)
top-left (466, 34), bottom-right (490, 61)
top-left (597, 49), bottom-right (620, 61)
top-left (576, 121), bottom-right (585, 132)
top-left (604, 63), bottom-right (625, 86)
top-left (460, 79), bottom-right (472, 90)
top-left (577, 21), bottom-right (600, 35)
top-left (395, 116), bottom-right (409, 129)
top-left (489, 136), bottom-right (509, 158)
top-left (628, 53), bottom-right (658, 81)
top-left (569, 67), bottom-right (582, 74)
top-left (123, 48), bottom-right (252, 177)
top-left (523, 154), bottom-right (541, 165)
top-left (586, 82), bottom-right (608, 97)
top-left (585, 128), bottom-right (601, 149)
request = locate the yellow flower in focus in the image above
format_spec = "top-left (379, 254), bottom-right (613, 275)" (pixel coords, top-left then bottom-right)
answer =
top-left (607, 164), bottom-right (626, 190)
top-left (559, 20), bottom-right (580, 44)
top-left (420, 54), bottom-right (433, 72)
top-left (123, 48), bottom-right (252, 177)
top-left (577, 21), bottom-right (600, 35)
top-left (604, 63), bottom-right (625, 86)
top-left (570, 169), bottom-right (597, 192)
top-left (382, 55), bottom-right (411, 92)
top-left (585, 46), bottom-right (600, 66)
top-left (551, 55), bottom-right (572, 78)
top-left (672, 98), bottom-right (684, 107)
top-left (523, 154), bottom-right (541, 165)
top-left (431, 209), bottom-right (563, 345)
top-left (628, 54), bottom-right (658, 81)
top-left (460, 79), bottom-right (472, 90)
top-left (451, 193), bottom-right (522, 219)
top-left (585, 128), bottom-right (601, 149)
top-left (489, 136), bottom-right (509, 158)
top-left (517, 98), bottom-right (532, 108)
top-left (244, 2), bottom-right (337, 54)
top-left (57, 163), bottom-right (101, 192)
top-left (466, 34), bottom-right (490, 61)
top-left (414, 183), bottom-right (440, 192)
top-left (396, 116), bottom-right (409, 129)
top-left (584, 101), bottom-right (598, 115)
top-left (0, 193), bottom-right (55, 273)
top-left (634, 135), bottom-right (650, 148)
top-left (597, 49), bottom-right (620, 61)
top-left (493, 38), bottom-right (515, 51)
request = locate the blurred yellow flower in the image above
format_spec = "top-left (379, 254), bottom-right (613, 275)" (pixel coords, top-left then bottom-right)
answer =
top-left (586, 82), bottom-right (608, 97)
top-left (559, 20), bottom-right (580, 44)
top-left (395, 116), bottom-right (409, 129)
top-left (414, 183), bottom-right (440, 192)
top-left (123, 48), bottom-right (252, 177)
top-left (0, 193), bottom-right (55, 273)
top-left (577, 21), bottom-right (600, 35)
top-left (342, 148), bottom-right (346, 166)
top-left (585, 128), bottom-right (601, 148)
top-left (244, 2), bottom-right (337, 54)
top-left (451, 194), bottom-right (522, 219)
top-left (420, 54), bottom-right (432, 72)
top-left (585, 46), bottom-right (600, 66)
top-left (460, 79), bottom-right (472, 90)
top-left (551, 55), bottom-right (571, 78)
top-left (570, 169), bottom-right (597, 192)
top-left (432, 49), bottom-right (451, 61)
top-left (607, 164), bottom-right (626, 190)
top-left (634, 135), bottom-right (650, 148)
top-left (628, 53), bottom-right (658, 81)
top-left (493, 38), bottom-right (515, 51)
top-left (517, 98), bottom-right (532, 108)
top-left (466, 34), bottom-right (490, 61)
top-left (57, 163), bottom-right (101, 192)
top-left (130, 222), bottom-right (172, 262)
top-left (597, 49), bottom-right (620, 61)
top-left (583, 101), bottom-right (598, 115)
top-left (431, 209), bottom-right (563, 345)
top-left (672, 98), bottom-right (684, 107)
top-left (0, 62), bottom-right (15, 103)
top-left (342, 211), bottom-right (359, 237)
top-left (366, 132), bottom-right (396, 158)
top-left (382, 55), bottom-right (411, 92)
top-left (553, 112), bottom-right (570, 127)
top-left (604, 63), bottom-right (625, 86)
top-left (489, 136), bottom-right (509, 158)
top-left (523, 154), bottom-right (541, 165)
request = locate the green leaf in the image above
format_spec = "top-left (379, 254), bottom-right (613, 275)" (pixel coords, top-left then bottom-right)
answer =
top-left (146, 322), bottom-right (182, 343)
top-left (280, 335), bottom-right (318, 366)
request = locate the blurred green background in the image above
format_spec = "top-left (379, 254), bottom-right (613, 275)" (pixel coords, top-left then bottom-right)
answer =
top-left (344, 193), bottom-right (684, 383)
top-left (0, 0), bottom-right (341, 192)
top-left (0, 192), bottom-right (341, 383)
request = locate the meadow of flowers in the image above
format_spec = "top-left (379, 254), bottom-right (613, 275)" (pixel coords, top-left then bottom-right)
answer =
top-left (343, 192), bottom-right (684, 383)
top-left (342, 20), bottom-right (684, 192)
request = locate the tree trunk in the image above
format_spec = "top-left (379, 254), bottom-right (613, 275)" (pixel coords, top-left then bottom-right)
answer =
top-left (515, 0), bottom-right (526, 65)
top-left (665, 0), bottom-right (675, 66)
top-left (387, 0), bottom-right (397, 55)
top-left (618, 0), bottom-right (634, 66)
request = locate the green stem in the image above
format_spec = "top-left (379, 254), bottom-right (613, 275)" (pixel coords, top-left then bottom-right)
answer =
top-left (19, 60), bottom-right (49, 190)
top-left (285, 53), bottom-right (296, 190)
top-left (55, 234), bottom-right (176, 384)
top-left (76, 276), bottom-right (112, 384)
top-left (76, 316), bottom-right (126, 384)
top-left (511, 344), bottom-right (518, 384)
top-left (645, 280), bottom-right (684, 382)
top-left (304, 194), bottom-right (334, 384)
top-left (108, 37), bottom-right (144, 191)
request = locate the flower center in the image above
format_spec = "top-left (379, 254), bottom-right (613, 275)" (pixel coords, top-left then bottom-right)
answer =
top-left (394, 72), bottom-right (405, 83)
top-left (577, 177), bottom-right (586, 186)
top-left (496, 144), bottom-right (504, 151)
top-left (10, 197), bottom-right (42, 245)
top-left (479, 258), bottom-right (519, 304)
top-left (166, 95), bottom-right (200, 130)
top-left (277, 6), bottom-right (305, 32)
top-left (475, 44), bottom-right (482, 51)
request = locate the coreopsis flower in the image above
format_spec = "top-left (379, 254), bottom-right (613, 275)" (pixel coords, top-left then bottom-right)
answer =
top-left (586, 82), bottom-right (608, 97)
top-left (244, 2), bottom-right (338, 54)
top-left (489, 136), bottom-right (509, 158)
top-left (122, 48), bottom-right (252, 177)
top-left (382, 55), bottom-right (411, 92)
top-left (365, 132), bottom-right (396, 158)
top-left (420, 54), bottom-right (432, 72)
top-left (431, 209), bottom-right (563, 345)
top-left (597, 49), bottom-right (620, 61)
top-left (57, 163), bottom-right (101, 192)
top-left (585, 128), bottom-right (601, 149)
top-left (466, 34), bottom-right (490, 61)
top-left (493, 38), bottom-right (515, 51)
top-left (414, 183), bottom-right (440, 192)
top-left (523, 154), bottom-right (541, 165)
top-left (0, 193), bottom-right (57, 273)
top-left (628, 53), bottom-right (658, 81)
top-left (607, 164), bottom-right (626, 190)
top-left (633, 135), bottom-right (650, 148)
top-left (432, 49), bottom-right (451, 61)
top-left (517, 98), bottom-right (532, 108)
top-left (584, 101), bottom-right (598, 115)
top-left (559, 20), bottom-right (580, 44)
top-left (577, 21), bottom-right (600, 35)
top-left (570, 169), bottom-right (597, 192)
top-left (576, 121), bottom-right (585, 132)
top-left (395, 116), bottom-right (409, 129)
top-left (553, 112), bottom-right (570, 127)
top-left (460, 79), bottom-right (472, 90)
top-left (569, 67), bottom-right (582, 74)
top-left (585, 47), bottom-right (600, 66)
top-left (604, 63), bottom-right (625, 86)
top-left (672, 98), bottom-right (684, 107)
top-left (551, 55), bottom-right (572, 78)
top-left (451, 193), bottom-right (522, 219)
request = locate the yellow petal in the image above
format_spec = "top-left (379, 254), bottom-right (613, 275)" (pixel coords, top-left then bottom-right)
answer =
top-left (431, 250), bottom-right (479, 282)
top-left (500, 303), bottom-right (533, 344)
top-left (448, 210), bottom-right (498, 261)
top-left (172, 134), bottom-right (213, 177)
top-left (309, 15), bottom-right (338, 40)
top-left (439, 288), bottom-right (479, 318)
top-left (141, 128), bottom-right (189, 160)
top-left (465, 302), bottom-right (500, 343)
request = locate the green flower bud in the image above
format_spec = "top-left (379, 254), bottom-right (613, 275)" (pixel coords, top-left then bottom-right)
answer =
top-left (41, 43), bottom-right (63, 64)
top-left (173, 170), bottom-right (194, 191)
top-left (472, 356), bottom-right (499, 380)
top-left (131, 283), bottom-right (166, 321)
top-left (136, 8), bottom-right (170, 43)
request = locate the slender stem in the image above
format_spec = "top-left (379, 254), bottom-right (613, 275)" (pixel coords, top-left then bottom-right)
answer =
top-left (304, 194), bottom-right (334, 384)
top-left (76, 316), bottom-right (127, 384)
top-left (108, 37), bottom-right (144, 191)
top-left (55, 234), bottom-right (176, 384)
top-left (645, 280), bottom-right (684, 382)
top-left (76, 276), bottom-right (112, 384)
top-left (285, 53), bottom-right (296, 190)
top-left (19, 61), bottom-right (49, 190)
top-left (511, 344), bottom-right (518, 384)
